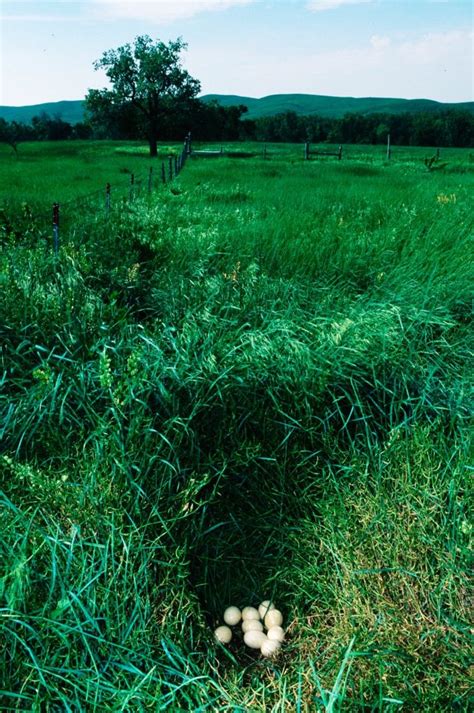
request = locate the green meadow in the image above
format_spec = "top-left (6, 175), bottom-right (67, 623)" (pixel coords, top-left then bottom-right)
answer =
top-left (1, 140), bottom-right (472, 711)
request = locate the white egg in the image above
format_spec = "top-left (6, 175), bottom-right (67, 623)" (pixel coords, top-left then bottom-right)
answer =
top-left (267, 626), bottom-right (285, 642)
top-left (264, 609), bottom-right (283, 629)
top-left (242, 619), bottom-right (263, 633)
top-left (243, 630), bottom-right (267, 649)
top-left (242, 606), bottom-right (260, 621)
top-left (214, 625), bottom-right (232, 644)
top-left (258, 600), bottom-right (276, 619)
top-left (223, 606), bottom-right (241, 626)
top-left (260, 638), bottom-right (281, 658)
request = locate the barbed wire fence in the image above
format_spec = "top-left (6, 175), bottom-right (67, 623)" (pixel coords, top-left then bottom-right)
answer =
top-left (1, 134), bottom-right (192, 254)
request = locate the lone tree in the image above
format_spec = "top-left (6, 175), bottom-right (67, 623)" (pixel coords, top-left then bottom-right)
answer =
top-left (86, 36), bottom-right (200, 157)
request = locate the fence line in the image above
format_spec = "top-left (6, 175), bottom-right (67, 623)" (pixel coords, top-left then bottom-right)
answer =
top-left (1, 135), bottom-right (191, 254)
top-left (189, 139), bottom-right (443, 163)
top-left (304, 142), bottom-right (342, 160)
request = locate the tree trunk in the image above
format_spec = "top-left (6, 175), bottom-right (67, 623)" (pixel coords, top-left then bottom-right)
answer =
top-left (148, 133), bottom-right (158, 158)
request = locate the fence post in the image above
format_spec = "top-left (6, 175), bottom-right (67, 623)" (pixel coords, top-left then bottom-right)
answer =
top-left (186, 132), bottom-right (192, 155)
top-left (304, 142), bottom-right (310, 160)
top-left (174, 155), bottom-right (178, 175)
top-left (106, 182), bottom-right (111, 213)
top-left (161, 162), bottom-right (166, 184)
top-left (52, 203), bottom-right (60, 255)
top-left (338, 145), bottom-right (343, 160)
top-left (168, 156), bottom-right (173, 182)
top-left (386, 133), bottom-right (391, 160)
top-left (148, 167), bottom-right (153, 193)
top-left (436, 148), bottom-right (440, 160)
top-left (130, 173), bottom-right (135, 201)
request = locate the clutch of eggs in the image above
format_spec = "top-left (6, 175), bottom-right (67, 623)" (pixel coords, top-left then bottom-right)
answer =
top-left (214, 600), bottom-right (285, 657)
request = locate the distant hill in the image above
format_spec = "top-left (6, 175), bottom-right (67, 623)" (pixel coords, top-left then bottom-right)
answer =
top-left (201, 94), bottom-right (474, 119)
top-left (0, 101), bottom-right (85, 125)
top-left (1, 95), bottom-right (473, 125)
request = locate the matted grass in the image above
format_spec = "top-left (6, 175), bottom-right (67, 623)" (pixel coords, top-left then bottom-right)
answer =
top-left (1, 140), bottom-right (472, 710)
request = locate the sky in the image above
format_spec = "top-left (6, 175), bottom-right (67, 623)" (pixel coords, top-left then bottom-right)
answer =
top-left (0, 0), bottom-right (473, 106)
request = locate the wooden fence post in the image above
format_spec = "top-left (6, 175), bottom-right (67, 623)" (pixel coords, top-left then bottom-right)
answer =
top-left (304, 142), bottom-right (310, 160)
top-left (106, 182), bottom-right (111, 213)
top-left (52, 203), bottom-right (59, 254)
top-left (386, 133), bottom-right (391, 160)
top-left (338, 145), bottom-right (343, 160)
top-left (168, 156), bottom-right (173, 181)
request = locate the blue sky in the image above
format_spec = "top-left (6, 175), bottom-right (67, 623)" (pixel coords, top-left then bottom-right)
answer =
top-left (1, 1), bottom-right (473, 106)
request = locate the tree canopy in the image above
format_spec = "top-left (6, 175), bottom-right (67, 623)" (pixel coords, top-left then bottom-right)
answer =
top-left (86, 36), bottom-right (200, 156)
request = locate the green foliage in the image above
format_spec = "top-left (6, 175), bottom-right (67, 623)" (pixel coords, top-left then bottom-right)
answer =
top-left (0, 141), bottom-right (472, 709)
top-left (0, 118), bottom-right (35, 154)
top-left (86, 36), bottom-right (200, 155)
top-left (252, 109), bottom-right (474, 147)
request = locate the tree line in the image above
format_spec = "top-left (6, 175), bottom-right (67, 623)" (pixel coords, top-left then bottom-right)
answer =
top-left (0, 101), bottom-right (249, 154)
top-left (246, 109), bottom-right (474, 147)
top-left (0, 113), bottom-right (92, 154)
top-left (2, 105), bottom-right (473, 154)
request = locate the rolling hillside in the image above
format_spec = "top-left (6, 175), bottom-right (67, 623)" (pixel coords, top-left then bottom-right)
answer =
top-left (1, 94), bottom-right (473, 125)
top-left (0, 100), bottom-right (85, 125)
top-left (201, 93), bottom-right (474, 119)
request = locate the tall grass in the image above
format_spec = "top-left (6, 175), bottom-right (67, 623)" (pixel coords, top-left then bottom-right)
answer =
top-left (1, 142), bottom-right (472, 710)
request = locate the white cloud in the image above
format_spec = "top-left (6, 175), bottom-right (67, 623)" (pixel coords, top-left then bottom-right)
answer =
top-left (370, 34), bottom-right (391, 50)
top-left (306, 0), bottom-right (373, 11)
top-left (311, 30), bottom-right (473, 99)
top-left (199, 28), bottom-right (473, 102)
top-left (397, 29), bottom-right (474, 66)
top-left (2, 15), bottom-right (79, 22)
top-left (93, 0), bottom-right (254, 23)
